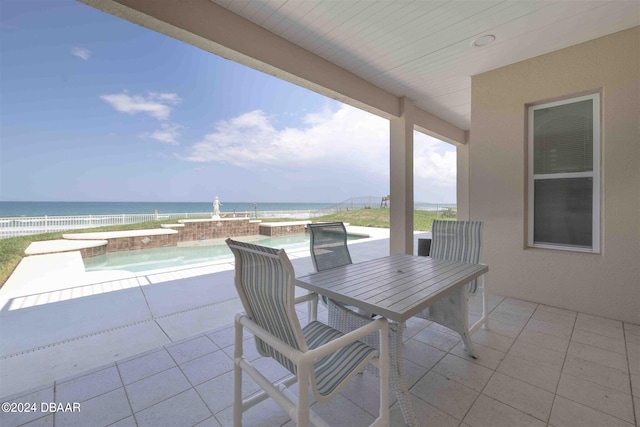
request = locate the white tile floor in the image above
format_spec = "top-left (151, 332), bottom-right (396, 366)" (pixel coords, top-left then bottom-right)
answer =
top-left (0, 227), bottom-right (392, 399)
top-left (2, 294), bottom-right (638, 427)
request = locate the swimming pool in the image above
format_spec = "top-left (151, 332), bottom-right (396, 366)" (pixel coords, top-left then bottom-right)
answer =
top-left (83, 233), bottom-right (364, 273)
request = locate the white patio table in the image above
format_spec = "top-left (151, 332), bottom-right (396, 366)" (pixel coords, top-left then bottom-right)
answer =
top-left (295, 254), bottom-right (488, 426)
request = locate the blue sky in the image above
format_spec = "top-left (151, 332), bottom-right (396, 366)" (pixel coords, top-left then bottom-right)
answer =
top-left (0, 0), bottom-right (456, 204)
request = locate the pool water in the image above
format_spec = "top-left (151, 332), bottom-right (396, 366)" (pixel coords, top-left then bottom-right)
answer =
top-left (83, 234), bottom-right (363, 273)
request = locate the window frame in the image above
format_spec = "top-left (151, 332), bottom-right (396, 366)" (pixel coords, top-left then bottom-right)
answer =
top-left (527, 93), bottom-right (601, 253)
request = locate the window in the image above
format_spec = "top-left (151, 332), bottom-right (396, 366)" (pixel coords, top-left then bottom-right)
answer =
top-left (528, 93), bottom-right (600, 252)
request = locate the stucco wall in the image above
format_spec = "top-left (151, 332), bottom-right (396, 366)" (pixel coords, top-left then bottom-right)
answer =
top-left (469, 27), bottom-right (640, 323)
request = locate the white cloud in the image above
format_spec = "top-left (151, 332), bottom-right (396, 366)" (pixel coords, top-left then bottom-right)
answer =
top-left (71, 47), bottom-right (92, 60)
top-left (414, 132), bottom-right (456, 187)
top-left (183, 104), bottom-right (457, 202)
top-left (142, 123), bottom-right (183, 145)
top-left (100, 91), bottom-right (181, 120)
top-left (149, 92), bottom-right (181, 104)
top-left (184, 105), bottom-right (389, 173)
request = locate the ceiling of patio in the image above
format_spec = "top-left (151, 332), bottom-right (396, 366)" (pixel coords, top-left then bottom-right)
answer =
top-left (210, 0), bottom-right (639, 131)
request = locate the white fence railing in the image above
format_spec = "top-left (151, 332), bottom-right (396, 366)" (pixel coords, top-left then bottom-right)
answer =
top-left (0, 209), bottom-right (340, 239)
top-left (0, 212), bottom-right (212, 239)
top-left (0, 203), bottom-right (456, 239)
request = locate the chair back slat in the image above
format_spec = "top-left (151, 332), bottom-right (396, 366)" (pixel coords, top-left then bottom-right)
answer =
top-left (309, 222), bottom-right (353, 272)
top-left (430, 220), bottom-right (483, 293)
top-left (226, 239), bottom-right (305, 374)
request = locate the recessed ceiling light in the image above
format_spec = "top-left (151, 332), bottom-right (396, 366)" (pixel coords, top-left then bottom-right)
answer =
top-left (473, 35), bottom-right (495, 47)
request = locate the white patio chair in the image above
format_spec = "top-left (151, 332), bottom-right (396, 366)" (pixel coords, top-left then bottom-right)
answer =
top-left (417, 220), bottom-right (486, 357)
top-left (226, 238), bottom-right (389, 427)
top-left (308, 222), bottom-right (354, 272)
top-left (308, 222), bottom-right (370, 314)
top-left (310, 221), bottom-right (485, 425)
top-left (308, 222), bottom-right (415, 422)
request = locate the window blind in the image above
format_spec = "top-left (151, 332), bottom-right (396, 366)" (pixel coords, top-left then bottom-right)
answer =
top-left (533, 99), bottom-right (593, 175)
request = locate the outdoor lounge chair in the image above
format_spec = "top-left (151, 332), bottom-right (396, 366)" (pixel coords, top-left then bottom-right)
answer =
top-left (226, 238), bottom-right (389, 427)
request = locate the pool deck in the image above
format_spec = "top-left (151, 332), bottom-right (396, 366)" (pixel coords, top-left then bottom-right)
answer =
top-left (24, 239), bottom-right (108, 256)
top-left (0, 226), bottom-right (396, 398)
top-left (63, 228), bottom-right (179, 240)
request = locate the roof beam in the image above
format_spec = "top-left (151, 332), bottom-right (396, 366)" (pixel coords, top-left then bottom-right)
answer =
top-left (414, 110), bottom-right (469, 146)
top-left (81, 0), bottom-right (467, 144)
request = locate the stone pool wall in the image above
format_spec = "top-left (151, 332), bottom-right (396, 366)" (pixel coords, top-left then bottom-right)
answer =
top-left (259, 221), bottom-right (310, 237)
top-left (63, 229), bottom-right (180, 254)
top-left (106, 234), bottom-right (179, 252)
top-left (176, 218), bottom-right (261, 241)
top-left (79, 245), bottom-right (107, 258)
top-left (45, 219), bottom-right (311, 258)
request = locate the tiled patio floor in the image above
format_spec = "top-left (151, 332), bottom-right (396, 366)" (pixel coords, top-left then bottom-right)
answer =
top-left (1, 229), bottom-right (638, 426)
top-left (3, 293), bottom-right (639, 427)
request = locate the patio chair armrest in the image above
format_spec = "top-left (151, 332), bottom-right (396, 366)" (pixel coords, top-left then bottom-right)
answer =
top-left (294, 292), bottom-right (319, 305)
top-left (235, 313), bottom-right (304, 363)
top-left (295, 292), bottom-right (319, 322)
top-left (307, 317), bottom-right (388, 361)
top-left (237, 313), bottom-right (386, 367)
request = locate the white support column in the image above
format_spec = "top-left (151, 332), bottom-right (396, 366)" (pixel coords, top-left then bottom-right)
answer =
top-left (389, 97), bottom-right (414, 255)
top-left (456, 143), bottom-right (471, 220)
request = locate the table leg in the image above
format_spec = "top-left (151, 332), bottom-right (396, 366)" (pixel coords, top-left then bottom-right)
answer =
top-left (418, 282), bottom-right (490, 359)
top-left (389, 323), bottom-right (419, 426)
top-left (470, 275), bottom-right (489, 332)
top-left (328, 301), bottom-right (419, 425)
top-left (458, 286), bottom-right (477, 358)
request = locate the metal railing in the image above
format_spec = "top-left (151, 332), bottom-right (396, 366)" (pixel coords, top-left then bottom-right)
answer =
top-left (332, 196), bottom-right (385, 211)
top-left (251, 209), bottom-right (337, 219)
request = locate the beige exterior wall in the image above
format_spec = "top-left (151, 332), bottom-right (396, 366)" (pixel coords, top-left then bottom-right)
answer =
top-left (469, 27), bottom-right (640, 323)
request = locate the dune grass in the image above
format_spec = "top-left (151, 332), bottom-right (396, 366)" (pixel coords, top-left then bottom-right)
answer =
top-left (314, 207), bottom-right (450, 230)
top-left (0, 209), bottom-right (454, 288)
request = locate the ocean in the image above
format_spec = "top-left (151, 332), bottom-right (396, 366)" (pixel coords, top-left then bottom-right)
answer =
top-left (0, 201), bottom-right (337, 217)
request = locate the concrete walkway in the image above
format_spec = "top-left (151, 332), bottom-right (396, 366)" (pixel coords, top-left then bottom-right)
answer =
top-left (0, 226), bottom-right (396, 398)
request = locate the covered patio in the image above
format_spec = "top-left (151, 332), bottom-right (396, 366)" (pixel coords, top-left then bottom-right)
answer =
top-left (1, 0), bottom-right (639, 425)
top-left (2, 232), bottom-right (638, 426)
top-left (78, 0), bottom-right (640, 324)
